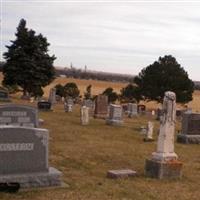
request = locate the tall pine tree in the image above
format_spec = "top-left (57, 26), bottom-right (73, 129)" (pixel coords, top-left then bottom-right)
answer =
top-left (3, 19), bottom-right (56, 97)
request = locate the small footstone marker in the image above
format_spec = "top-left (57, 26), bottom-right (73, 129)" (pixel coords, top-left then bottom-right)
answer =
top-left (107, 169), bottom-right (137, 179)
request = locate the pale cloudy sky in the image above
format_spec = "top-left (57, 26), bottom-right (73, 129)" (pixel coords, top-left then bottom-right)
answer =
top-left (1, 0), bottom-right (200, 80)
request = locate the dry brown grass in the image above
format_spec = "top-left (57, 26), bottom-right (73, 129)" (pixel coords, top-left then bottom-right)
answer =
top-left (0, 102), bottom-right (199, 200)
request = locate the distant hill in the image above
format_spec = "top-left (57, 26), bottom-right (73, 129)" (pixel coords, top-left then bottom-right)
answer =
top-left (55, 66), bottom-right (134, 83)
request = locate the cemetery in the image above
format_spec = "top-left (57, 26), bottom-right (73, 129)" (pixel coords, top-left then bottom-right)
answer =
top-left (1, 5), bottom-right (200, 199)
top-left (0, 87), bottom-right (198, 200)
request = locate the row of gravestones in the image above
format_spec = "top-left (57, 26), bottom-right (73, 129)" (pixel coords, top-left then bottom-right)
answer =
top-left (0, 92), bottom-right (199, 190)
top-left (44, 91), bottom-right (200, 145)
top-left (0, 104), bottom-right (62, 189)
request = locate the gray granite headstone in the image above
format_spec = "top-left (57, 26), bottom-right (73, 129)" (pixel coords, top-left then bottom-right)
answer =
top-left (82, 99), bottom-right (95, 116)
top-left (106, 104), bottom-right (123, 126)
top-left (0, 104), bottom-right (39, 127)
top-left (177, 113), bottom-right (200, 144)
top-left (127, 103), bottom-right (138, 117)
top-left (0, 126), bottom-right (62, 188)
top-left (0, 126), bottom-right (48, 174)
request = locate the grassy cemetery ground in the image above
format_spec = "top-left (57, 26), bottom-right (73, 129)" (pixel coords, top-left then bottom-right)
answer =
top-left (0, 99), bottom-right (200, 200)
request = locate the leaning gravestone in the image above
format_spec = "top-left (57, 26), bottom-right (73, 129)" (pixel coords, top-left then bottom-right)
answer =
top-left (177, 113), bottom-right (200, 144)
top-left (127, 103), bottom-right (137, 118)
top-left (106, 104), bottom-right (123, 126)
top-left (0, 126), bottom-right (62, 188)
top-left (145, 91), bottom-right (183, 179)
top-left (94, 95), bottom-right (108, 119)
top-left (48, 88), bottom-right (56, 104)
top-left (37, 101), bottom-right (52, 111)
top-left (0, 89), bottom-right (10, 102)
top-left (0, 104), bottom-right (39, 127)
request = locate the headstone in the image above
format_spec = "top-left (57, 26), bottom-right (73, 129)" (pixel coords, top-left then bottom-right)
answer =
top-left (48, 88), bottom-right (56, 104)
top-left (143, 121), bottom-right (154, 142)
top-left (0, 104), bottom-right (39, 127)
top-left (140, 126), bottom-right (147, 135)
top-left (56, 95), bottom-right (62, 102)
top-left (37, 101), bottom-right (52, 111)
top-left (145, 91), bottom-right (183, 179)
top-left (64, 98), bottom-right (73, 112)
top-left (0, 90), bottom-right (10, 102)
top-left (156, 108), bottom-right (163, 120)
top-left (80, 106), bottom-right (89, 125)
top-left (0, 126), bottom-right (62, 188)
top-left (127, 103), bottom-right (138, 117)
top-left (106, 104), bottom-right (123, 126)
top-left (94, 95), bottom-right (108, 119)
top-left (82, 99), bottom-right (95, 116)
top-left (137, 104), bottom-right (146, 114)
top-left (107, 169), bottom-right (137, 179)
top-left (177, 113), bottom-right (200, 144)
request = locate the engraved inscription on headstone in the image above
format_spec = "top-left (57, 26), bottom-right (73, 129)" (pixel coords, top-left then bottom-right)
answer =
top-left (0, 104), bottom-right (39, 127)
top-left (0, 126), bottom-right (62, 188)
top-left (0, 126), bottom-right (48, 174)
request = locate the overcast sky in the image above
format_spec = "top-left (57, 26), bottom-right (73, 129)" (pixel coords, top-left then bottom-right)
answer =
top-left (1, 0), bottom-right (200, 80)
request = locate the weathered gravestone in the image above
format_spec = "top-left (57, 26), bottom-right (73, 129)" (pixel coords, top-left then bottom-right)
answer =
top-left (0, 126), bottom-right (62, 188)
top-left (0, 90), bottom-right (10, 102)
top-left (94, 95), bottom-right (108, 119)
top-left (106, 104), bottom-right (123, 126)
top-left (80, 106), bottom-right (89, 125)
top-left (37, 101), bottom-right (52, 111)
top-left (82, 99), bottom-right (95, 116)
top-left (64, 98), bottom-right (74, 112)
top-left (177, 113), bottom-right (200, 144)
top-left (127, 103), bottom-right (137, 117)
top-left (143, 121), bottom-right (154, 142)
top-left (145, 91), bottom-right (183, 179)
top-left (0, 104), bottom-right (39, 127)
top-left (48, 88), bottom-right (56, 104)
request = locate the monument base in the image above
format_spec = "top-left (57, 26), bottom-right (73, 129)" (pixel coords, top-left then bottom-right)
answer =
top-left (0, 167), bottom-right (62, 188)
top-left (106, 119), bottom-right (123, 126)
top-left (177, 134), bottom-right (200, 144)
top-left (94, 114), bottom-right (108, 119)
top-left (145, 159), bottom-right (183, 179)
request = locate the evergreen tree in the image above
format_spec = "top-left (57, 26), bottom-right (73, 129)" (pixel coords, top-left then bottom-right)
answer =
top-left (3, 19), bottom-right (56, 97)
top-left (134, 55), bottom-right (194, 103)
top-left (102, 87), bottom-right (118, 103)
top-left (120, 84), bottom-right (141, 103)
top-left (84, 84), bottom-right (92, 99)
top-left (64, 82), bottom-right (80, 99)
